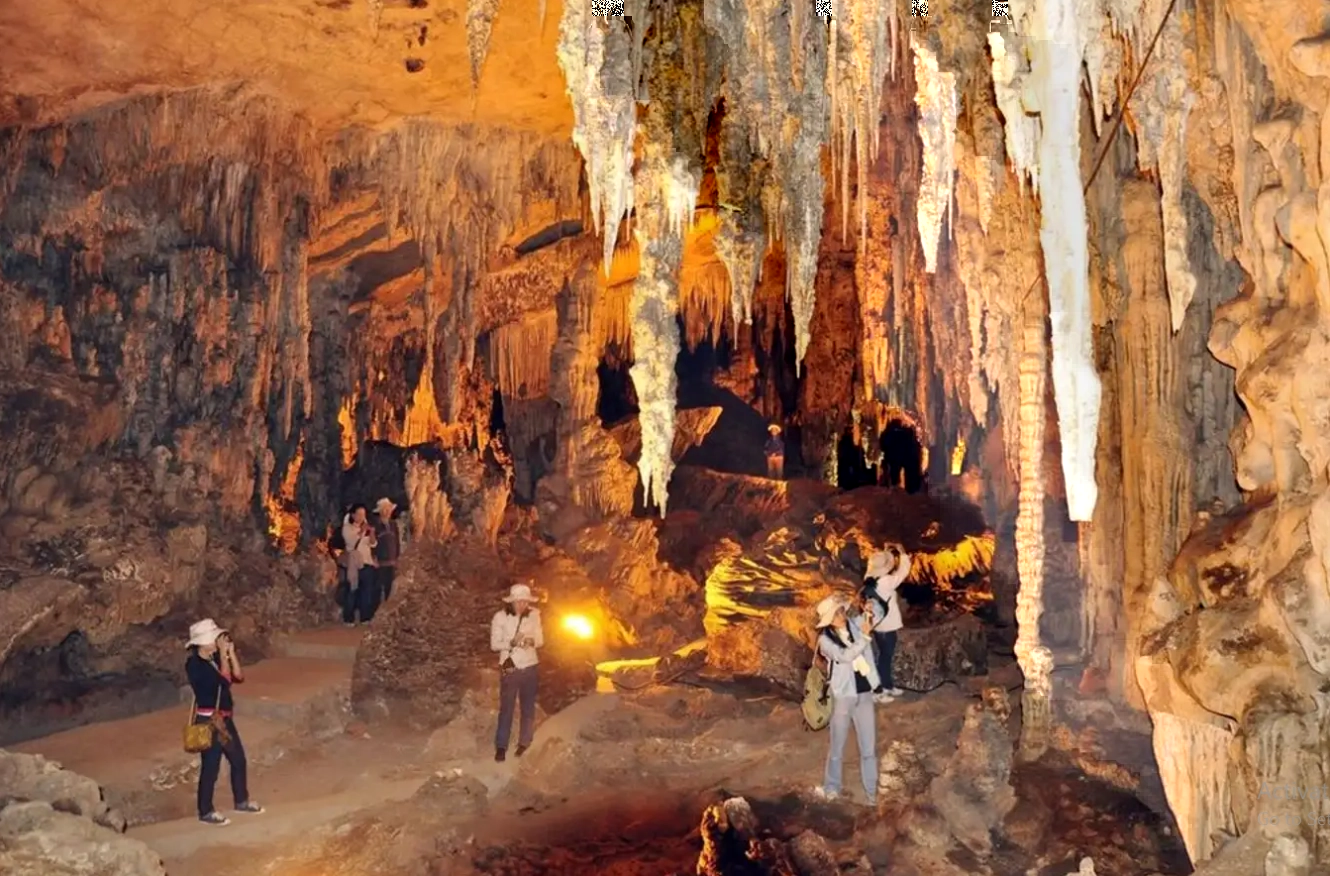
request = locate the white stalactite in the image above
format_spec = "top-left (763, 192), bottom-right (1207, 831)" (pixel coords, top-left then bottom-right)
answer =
top-left (988, 31), bottom-right (1039, 192)
top-left (630, 156), bottom-right (690, 516)
top-left (466, 0), bottom-right (502, 87)
top-left (557, 3), bottom-right (644, 273)
top-left (911, 35), bottom-right (959, 274)
top-left (1017, 0), bottom-right (1102, 522)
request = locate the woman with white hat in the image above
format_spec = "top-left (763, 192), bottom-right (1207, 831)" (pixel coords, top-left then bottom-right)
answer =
top-left (184, 618), bottom-right (263, 826)
top-left (812, 594), bottom-right (883, 805)
top-left (862, 544), bottom-right (912, 703)
top-left (490, 582), bottom-right (544, 762)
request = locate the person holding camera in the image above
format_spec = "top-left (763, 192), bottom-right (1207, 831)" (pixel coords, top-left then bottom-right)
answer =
top-left (812, 594), bottom-right (884, 806)
top-left (862, 544), bottom-right (913, 703)
top-left (339, 503), bottom-right (379, 625)
top-left (490, 583), bottom-right (544, 762)
top-left (184, 618), bottom-right (263, 826)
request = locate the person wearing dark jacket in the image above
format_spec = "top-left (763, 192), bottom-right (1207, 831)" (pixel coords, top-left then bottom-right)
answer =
top-left (185, 618), bottom-right (263, 826)
top-left (372, 497), bottom-right (401, 603)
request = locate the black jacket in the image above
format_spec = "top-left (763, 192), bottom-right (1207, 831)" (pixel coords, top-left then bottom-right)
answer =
top-left (186, 653), bottom-right (234, 712)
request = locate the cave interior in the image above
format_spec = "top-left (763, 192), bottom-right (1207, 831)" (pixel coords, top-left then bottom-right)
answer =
top-left (1, 0), bottom-right (1327, 874)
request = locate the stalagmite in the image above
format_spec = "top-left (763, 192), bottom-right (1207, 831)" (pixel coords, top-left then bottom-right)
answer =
top-left (1013, 0), bottom-right (1102, 522)
top-left (557, 1), bottom-right (646, 273)
top-left (911, 35), bottom-right (958, 274)
top-left (466, 0), bottom-right (502, 87)
top-left (1014, 304), bottom-right (1051, 761)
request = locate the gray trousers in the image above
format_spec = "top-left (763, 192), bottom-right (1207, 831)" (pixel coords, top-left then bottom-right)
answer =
top-left (495, 664), bottom-right (538, 750)
top-left (823, 692), bottom-right (877, 801)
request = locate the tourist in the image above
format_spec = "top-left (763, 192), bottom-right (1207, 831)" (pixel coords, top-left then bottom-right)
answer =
top-left (490, 582), bottom-right (543, 762)
top-left (764, 423), bottom-right (785, 479)
top-left (340, 503), bottom-right (378, 625)
top-left (812, 595), bottom-right (881, 806)
top-left (371, 497), bottom-right (400, 604)
top-left (185, 618), bottom-right (263, 826)
top-left (863, 544), bottom-right (912, 703)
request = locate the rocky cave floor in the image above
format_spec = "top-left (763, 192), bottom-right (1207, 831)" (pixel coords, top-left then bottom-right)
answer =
top-left (7, 648), bottom-right (1191, 876)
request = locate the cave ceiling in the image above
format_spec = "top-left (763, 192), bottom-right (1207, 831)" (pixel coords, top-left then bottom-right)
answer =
top-left (0, 0), bottom-right (574, 136)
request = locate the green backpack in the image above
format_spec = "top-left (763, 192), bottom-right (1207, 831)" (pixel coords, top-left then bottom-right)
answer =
top-left (801, 646), bottom-right (832, 731)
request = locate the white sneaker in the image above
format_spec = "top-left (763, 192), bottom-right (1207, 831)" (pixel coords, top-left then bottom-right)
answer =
top-left (873, 692), bottom-right (895, 704)
top-left (888, 687), bottom-right (905, 697)
top-left (812, 786), bottom-right (840, 801)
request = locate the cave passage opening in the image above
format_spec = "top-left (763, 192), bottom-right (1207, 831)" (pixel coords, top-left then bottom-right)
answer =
top-left (879, 414), bottom-right (925, 492)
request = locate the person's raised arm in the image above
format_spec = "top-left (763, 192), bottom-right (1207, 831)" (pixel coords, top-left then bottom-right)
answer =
top-left (878, 552), bottom-right (912, 596)
top-left (223, 638), bottom-right (244, 683)
top-left (490, 612), bottom-right (508, 653)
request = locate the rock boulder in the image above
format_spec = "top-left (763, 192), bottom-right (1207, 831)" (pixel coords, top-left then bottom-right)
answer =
top-left (0, 750), bottom-right (163, 875)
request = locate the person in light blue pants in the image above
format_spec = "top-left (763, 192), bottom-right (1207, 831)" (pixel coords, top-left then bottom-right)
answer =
top-left (812, 594), bottom-right (883, 806)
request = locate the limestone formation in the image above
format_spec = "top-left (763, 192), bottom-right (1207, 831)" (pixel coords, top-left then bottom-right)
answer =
top-left (0, 750), bottom-right (163, 875)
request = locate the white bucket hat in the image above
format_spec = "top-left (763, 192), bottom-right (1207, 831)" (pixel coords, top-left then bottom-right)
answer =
top-left (374, 497), bottom-right (397, 514)
top-left (814, 595), bottom-right (847, 629)
top-left (186, 618), bottom-right (225, 649)
top-left (503, 583), bottom-right (534, 603)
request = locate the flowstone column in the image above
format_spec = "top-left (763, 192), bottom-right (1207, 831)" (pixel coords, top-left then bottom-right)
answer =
top-left (1015, 300), bottom-right (1052, 761)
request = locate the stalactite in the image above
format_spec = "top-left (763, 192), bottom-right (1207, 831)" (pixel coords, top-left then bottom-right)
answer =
top-left (466, 0), bottom-right (502, 87)
top-left (490, 308), bottom-right (559, 400)
top-left (1126, 2), bottom-right (1197, 331)
top-left (627, 0), bottom-right (708, 515)
top-left (1011, 0), bottom-right (1102, 523)
top-left (704, 0), bottom-right (828, 371)
top-left (557, 1), bottom-right (647, 273)
top-left (1015, 301), bottom-right (1051, 761)
top-left (823, 0), bottom-right (894, 246)
top-left (713, 105), bottom-right (767, 328)
top-left (911, 35), bottom-right (958, 274)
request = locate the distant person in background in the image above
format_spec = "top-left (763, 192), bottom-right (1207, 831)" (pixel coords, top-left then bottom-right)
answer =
top-left (340, 503), bottom-right (378, 626)
top-left (491, 582), bottom-right (543, 763)
top-left (764, 423), bottom-right (785, 479)
top-left (372, 497), bottom-right (400, 604)
top-left (185, 619), bottom-right (263, 826)
top-left (863, 544), bottom-right (912, 703)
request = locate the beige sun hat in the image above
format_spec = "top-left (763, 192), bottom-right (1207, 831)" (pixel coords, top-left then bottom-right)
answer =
top-left (374, 497), bottom-right (397, 513)
top-left (186, 618), bottom-right (225, 649)
top-left (503, 583), bottom-right (534, 603)
top-left (814, 595), bottom-right (847, 628)
top-left (768, 423), bottom-right (781, 434)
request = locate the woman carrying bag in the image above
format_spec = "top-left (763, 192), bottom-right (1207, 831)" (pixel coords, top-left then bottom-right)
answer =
top-left (183, 618), bottom-right (264, 826)
top-left (811, 594), bottom-right (883, 806)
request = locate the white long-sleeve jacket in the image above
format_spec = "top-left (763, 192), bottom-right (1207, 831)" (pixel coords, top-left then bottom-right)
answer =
top-left (865, 551), bottom-right (912, 633)
top-left (490, 608), bottom-right (544, 670)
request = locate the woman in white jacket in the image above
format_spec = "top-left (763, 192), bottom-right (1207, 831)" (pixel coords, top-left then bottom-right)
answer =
top-left (812, 594), bottom-right (883, 805)
top-left (863, 544), bottom-right (912, 703)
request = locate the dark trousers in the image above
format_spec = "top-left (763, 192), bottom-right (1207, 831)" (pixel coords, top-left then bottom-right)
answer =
top-left (873, 629), bottom-right (898, 690)
top-left (197, 717), bottom-right (249, 817)
top-left (377, 565), bottom-right (395, 603)
top-left (340, 566), bottom-right (381, 624)
top-left (495, 665), bottom-right (538, 751)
